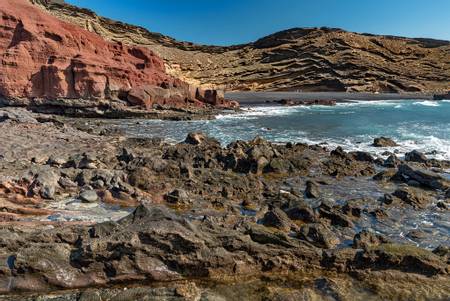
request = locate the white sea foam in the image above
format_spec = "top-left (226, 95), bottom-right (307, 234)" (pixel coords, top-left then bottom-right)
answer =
top-left (413, 100), bottom-right (440, 107)
top-left (216, 106), bottom-right (298, 120)
top-left (336, 100), bottom-right (402, 107)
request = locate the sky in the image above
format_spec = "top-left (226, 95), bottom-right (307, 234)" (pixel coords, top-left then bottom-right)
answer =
top-left (65, 0), bottom-right (450, 46)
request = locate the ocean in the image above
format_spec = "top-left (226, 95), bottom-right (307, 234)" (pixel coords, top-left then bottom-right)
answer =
top-left (112, 99), bottom-right (450, 161)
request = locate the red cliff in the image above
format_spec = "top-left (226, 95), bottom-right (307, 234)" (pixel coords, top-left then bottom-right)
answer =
top-left (0, 0), bottom-right (237, 112)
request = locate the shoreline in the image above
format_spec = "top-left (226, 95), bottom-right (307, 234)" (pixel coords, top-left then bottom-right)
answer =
top-left (0, 107), bottom-right (449, 299)
top-left (226, 91), bottom-right (435, 106)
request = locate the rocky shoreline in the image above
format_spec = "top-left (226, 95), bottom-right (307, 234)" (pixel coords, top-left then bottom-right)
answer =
top-left (0, 107), bottom-right (449, 300)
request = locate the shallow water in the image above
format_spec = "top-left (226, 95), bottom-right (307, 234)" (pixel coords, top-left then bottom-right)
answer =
top-left (284, 176), bottom-right (450, 250)
top-left (109, 99), bottom-right (450, 160)
top-left (90, 100), bottom-right (450, 248)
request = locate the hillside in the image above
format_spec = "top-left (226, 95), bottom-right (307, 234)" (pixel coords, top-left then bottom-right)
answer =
top-left (0, 0), bottom-right (236, 117)
top-left (32, 0), bottom-right (450, 93)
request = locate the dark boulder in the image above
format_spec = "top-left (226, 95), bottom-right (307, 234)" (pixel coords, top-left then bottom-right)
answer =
top-left (373, 168), bottom-right (397, 181)
top-left (298, 223), bottom-right (339, 249)
top-left (384, 154), bottom-right (400, 168)
top-left (349, 151), bottom-right (374, 163)
top-left (433, 245), bottom-right (450, 264)
top-left (342, 199), bottom-right (365, 218)
top-left (265, 158), bottom-right (293, 173)
top-left (353, 230), bottom-right (390, 249)
top-left (393, 187), bottom-right (433, 209)
top-left (260, 207), bottom-right (292, 231)
top-left (396, 164), bottom-right (449, 191)
top-left (357, 243), bottom-right (447, 276)
top-left (286, 205), bottom-right (317, 223)
top-left (406, 230), bottom-right (427, 241)
top-left (405, 150), bottom-right (428, 163)
top-left (184, 132), bottom-right (220, 147)
top-left (378, 193), bottom-right (402, 206)
top-left (318, 208), bottom-right (355, 228)
top-left (305, 180), bottom-right (320, 198)
top-left (373, 137), bottom-right (398, 147)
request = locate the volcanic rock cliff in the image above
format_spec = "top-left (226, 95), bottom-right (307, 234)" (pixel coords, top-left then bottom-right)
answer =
top-left (32, 0), bottom-right (450, 93)
top-left (0, 0), bottom-right (236, 115)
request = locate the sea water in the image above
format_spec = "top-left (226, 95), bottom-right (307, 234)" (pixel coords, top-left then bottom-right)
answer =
top-left (113, 99), bottom-right (450, 161)
top-left (96, 99), bottom-right (450, 249)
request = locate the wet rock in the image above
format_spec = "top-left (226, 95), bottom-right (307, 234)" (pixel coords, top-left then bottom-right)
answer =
top-left (405, 150), bottom-right (428, 163)
top-left (318, 208), bottom-right (355, 228)
top-left (79, 190), bottom-right (99, 203)
top-left (373, 137), bottom-right (398, 147)
top-left (358, 243), bottom-right (447, 276)
top-left (266, 158), bottom-right (292, 173)
top-left (330, 146), bottom-right (348, 159)
top-left (298, 223), bottom-right (339, 249)
top-left (305, 180), bottom-right (320, 198)
top-left (260, 207), bottom-right (292, 231)
top-left (373, 168), bottom-right (397, 181)
top-left (378, 193), bottom-right (401, 206)
top-left (392, 187), bottom-right (433, 209)
top-left (353, 230), bottom-right (390, 249)
top-left (276, 99), bottom-right (337, 106)
top-left (286, 205), bottom-right (317, 223)
top-left (396, 164), bottom-right (450, 191)
top-left (342, 199), bottom-right (364, 218)
top-left (184, 132), bottom-right (219, 146)
top-left (437, 201), bottom-right (448, 210)
top-left (407, 230), bottom-right (427, 241)
top-left (433, 245), bottom-right (450, 264)
top-left (384, 154), bottom-right (400, 168)
top-left (349, 151), bottom-right (374, 163)
top-left (248, 225), bottom-right (294, 248)
top-left (165, 189), bottom-right (190, 205)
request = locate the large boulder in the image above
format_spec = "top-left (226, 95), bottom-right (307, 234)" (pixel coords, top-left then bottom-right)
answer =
top-left (357, 244), bottom-right (447, 276)
top-left (404, 150), bottom-right (428, 163)
top-left (260, 207), bottom-right (292, 231)
top-left (305, 180), bottom-right (320, 198)
top-left (392, 187), bottom-right (433, 209)
top-left (298, 223), bottom-right (340, 249)
top-left (353, 230), bottom-right (390, 250)
top-left (372, 137), bottom-right (398, 147)
top-left (396, 164), bottom-right (450, 191)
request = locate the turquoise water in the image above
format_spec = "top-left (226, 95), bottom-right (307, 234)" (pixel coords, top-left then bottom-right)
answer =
top-left (114, 100), bottom-right (450, 160)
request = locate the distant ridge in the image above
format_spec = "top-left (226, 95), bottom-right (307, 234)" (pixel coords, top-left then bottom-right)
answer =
top-left (32, 1), bottom-right (450, 93)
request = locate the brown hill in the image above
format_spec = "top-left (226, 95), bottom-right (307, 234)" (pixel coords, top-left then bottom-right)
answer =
top-left (32, 0), bottom-right (450, 93)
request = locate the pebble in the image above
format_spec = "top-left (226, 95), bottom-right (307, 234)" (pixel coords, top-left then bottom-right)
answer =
top-left (79, 190), bottom-right (99, 203)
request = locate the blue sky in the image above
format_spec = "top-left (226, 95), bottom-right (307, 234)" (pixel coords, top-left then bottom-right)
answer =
top-left (65, 0), bottom-right (450, 45)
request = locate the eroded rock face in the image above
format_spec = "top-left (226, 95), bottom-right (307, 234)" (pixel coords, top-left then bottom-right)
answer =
top-left (28, 2), bottom-right (450, 93)
top-left (0, 0), bottom-right (236, 112)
